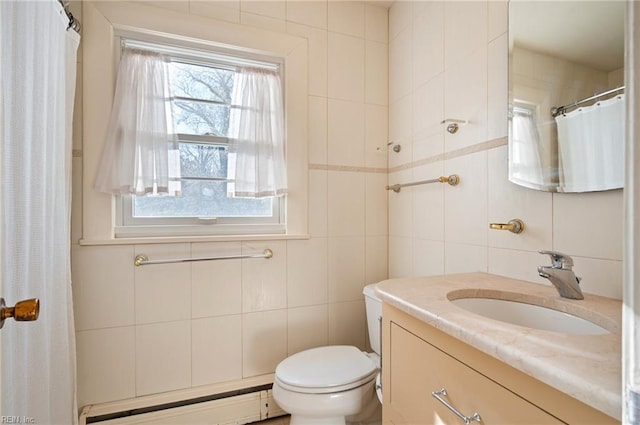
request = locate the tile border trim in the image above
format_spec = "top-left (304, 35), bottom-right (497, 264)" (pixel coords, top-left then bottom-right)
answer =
top-left (308, 137), bottom-right (507, 175)
top-left (388, 137), bottom-right (507, 173)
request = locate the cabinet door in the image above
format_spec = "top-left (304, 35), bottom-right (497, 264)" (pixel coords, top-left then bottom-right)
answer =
top-left (388, 323), bottom-right (564, 425)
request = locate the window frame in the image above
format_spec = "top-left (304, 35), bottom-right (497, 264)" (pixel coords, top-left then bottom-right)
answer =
top-left (113, 38), bottom-right (287, 238)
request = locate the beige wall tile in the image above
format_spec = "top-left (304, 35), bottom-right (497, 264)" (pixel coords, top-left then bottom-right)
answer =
top-left (443, 1), bottom-right (487, 70)
top-left (444, 242), bottom-right (488, 274)
top-left (412, 239), bottom-right (445, 277)
top-left (286, 0), bottom-right (327, 29)
top-left (388, 170), bottom-right (412, 237)
top-left (389, 25), bottom-right (412, 104)
top-left (412, 2), bottom-right (444, 89)
top-left (287, 238), bottom-right (328, 307)
top-left (328, 32), bottom-right (365, 102)
top-left (444, 151), bottom-right (488, 246)
top-left (287, 304), bottom-right (329, 355)
top-left (553, 190), bottom-right (624, 261)
top-left (286, 22), bottom-right (328, 97)
top-left (328, 171), bottom-right (365, 236)
top-left (243, 309), bottom-right (287, 377)
top-left (328, 1), bottom-right (365, 38)
top-left (412, 74), bottom-right (444, 149)
top-left (388, 96), bottom-right (413, 168)
top-left (134, 244), bottom-right (191, 324)
top-left (389, 236), bottom-right (412, 278)
top-left (328, 236), bottom-right (366, 302)
top-left (191, 242), bottom-right (242, 318)
top-left (189, 1), bottom-right (241, 23)
top-left (242, 241), bottom-right (287, 312)
top-left (365, 41), bottom-right (388, 106)
top-left (76, 327), bottom-right (135, 408)
top-left (137, 1), bottom-right (189, 13)
top-left (136, 321), bottom-right (191, 396)
top-left (308, 95), bottom-right (328, 165)
top-left (488, 0), bottom-right (508, 42)
top-left (328, 300), bottom-right (366, 349)
top-left (388, 0), bottom-right (411, 41)
top-left (412, 163), bottom-right (445, 242)
top-left (366, 236), bottom-right (388, 284)
top-left (365, 4), bottom-right (388, 44)
top-left (488, 247), bottom-right (546, 284)
top-left (308, 170), bottom-right (328, 237)
top-left (241, 0), bottom-right (285, 20)
top-left (572, 256), bottom-right (623, 299)
top-left (365, 172), bottom-right (388, 236)
top-left (487, 33), bottom-right (508, 140)
top-left (192, 315), bottom-right (242, 386)
top-left (328, 99), bottom-right (365, 167)
top-left (72, 244), bottom-right (135, 330)
top-left (365, 104), bottom-right (389, 169)
top-left (241, 11), bottom-right (286, 32)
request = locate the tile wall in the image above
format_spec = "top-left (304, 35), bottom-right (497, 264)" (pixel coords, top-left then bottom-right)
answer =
top-left (71, 1), bottom-right (389, 408)
top-left (387, 1), bottom-right (623, 300)
top-left (72, 0), bottom-right (625, 411)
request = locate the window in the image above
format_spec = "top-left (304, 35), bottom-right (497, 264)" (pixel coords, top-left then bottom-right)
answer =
top-left (116, 41), bottom-right (285, 237)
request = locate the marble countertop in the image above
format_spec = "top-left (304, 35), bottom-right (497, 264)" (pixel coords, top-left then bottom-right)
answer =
top-left (375, 272), bottom-right (621, 420)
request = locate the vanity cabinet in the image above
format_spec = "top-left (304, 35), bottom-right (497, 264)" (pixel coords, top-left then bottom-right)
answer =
top-left (382, 304), bottom-right (618, 425)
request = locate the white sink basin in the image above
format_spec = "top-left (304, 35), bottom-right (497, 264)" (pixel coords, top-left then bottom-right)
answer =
top-left (450, 297), bottom-right (610, 335)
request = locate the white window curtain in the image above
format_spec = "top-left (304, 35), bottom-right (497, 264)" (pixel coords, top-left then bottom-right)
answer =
top-left (94, 47), bottom-right (181, 196)
top-left (511, 107), bottom-right (545, 186)
top-left (227, 67), bottom-right (287, 198)
top-left (1, 0), bottom-right (79, 423)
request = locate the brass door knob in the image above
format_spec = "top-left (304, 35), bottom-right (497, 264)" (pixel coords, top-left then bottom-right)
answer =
top-left (0, 298), bottom-right (40, 329)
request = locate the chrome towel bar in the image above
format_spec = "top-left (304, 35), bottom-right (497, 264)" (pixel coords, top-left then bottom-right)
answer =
top-left (386, 174), bottom-right (460, 193)
top-left (134, 249), bottom-right (273, 266)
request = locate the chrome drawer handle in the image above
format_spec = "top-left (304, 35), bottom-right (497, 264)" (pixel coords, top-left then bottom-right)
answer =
top-left (432, 388), bottom-right (481, 424)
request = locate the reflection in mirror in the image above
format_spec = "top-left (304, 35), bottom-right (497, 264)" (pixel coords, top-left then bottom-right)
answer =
top-left (508, 1), bottom-right (625, 192)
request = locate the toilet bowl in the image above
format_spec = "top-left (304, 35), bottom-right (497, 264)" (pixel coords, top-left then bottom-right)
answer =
top-left (272, 284), bottom-right (382, 425)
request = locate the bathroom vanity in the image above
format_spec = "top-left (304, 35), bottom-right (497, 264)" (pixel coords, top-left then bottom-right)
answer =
top-left (377, 273), bottom-right (620, 424)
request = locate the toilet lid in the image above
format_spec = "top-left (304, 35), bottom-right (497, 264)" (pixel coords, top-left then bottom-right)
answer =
top-left (275, 346), bottom-right (377, 391)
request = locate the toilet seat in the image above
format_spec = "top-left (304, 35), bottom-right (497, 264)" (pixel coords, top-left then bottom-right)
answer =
top-left (275, 345), bottom-right (377, 394)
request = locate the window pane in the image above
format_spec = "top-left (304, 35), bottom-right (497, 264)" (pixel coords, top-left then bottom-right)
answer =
top-left (169, 62), bottom-right (234, 104)
top-left (180, 143), bottom-right (227, 179)
top-left (173, 101), bottom-right (231, 136)
top-left (169, 61), bottom-right (234, 137)
top-left (133, 181), bottom-right (272, 218)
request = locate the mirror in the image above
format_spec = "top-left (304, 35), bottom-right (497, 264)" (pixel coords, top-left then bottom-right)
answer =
top-left (508, 1), bottom-right (625, 192)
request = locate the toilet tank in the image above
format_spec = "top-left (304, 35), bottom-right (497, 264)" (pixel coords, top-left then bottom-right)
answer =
top-left (363, 284), bottom-right (382, 355)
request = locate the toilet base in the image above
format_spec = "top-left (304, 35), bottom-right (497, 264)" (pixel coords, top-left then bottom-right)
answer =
top-left (290, 416), bottom-right (346, 425)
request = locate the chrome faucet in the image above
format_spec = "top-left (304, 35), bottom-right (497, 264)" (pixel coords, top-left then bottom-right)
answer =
top-left (537, 250), bottom-right (584, 300)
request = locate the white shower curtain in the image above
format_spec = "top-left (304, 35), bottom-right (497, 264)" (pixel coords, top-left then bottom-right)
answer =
top-left (555, 94), bottom-right (625, 192)
top-left (0, 1), bottom-right (79, 423)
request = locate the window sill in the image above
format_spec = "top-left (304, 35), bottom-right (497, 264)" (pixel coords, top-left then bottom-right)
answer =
top-left (77, 233), bottom-right (310, 246)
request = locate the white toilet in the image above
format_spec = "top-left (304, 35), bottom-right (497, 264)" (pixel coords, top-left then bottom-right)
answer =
top-left (272, 284), bottom-right (383, 425)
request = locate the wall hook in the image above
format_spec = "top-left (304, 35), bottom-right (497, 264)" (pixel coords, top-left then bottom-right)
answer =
top-left (441, 118), bottom-right (468, 134)
top-left (387, 141), bottom-right (401, 153)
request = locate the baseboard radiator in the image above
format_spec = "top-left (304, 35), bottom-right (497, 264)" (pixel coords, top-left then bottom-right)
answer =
top-left (79, 382), bottom-right (286, 425)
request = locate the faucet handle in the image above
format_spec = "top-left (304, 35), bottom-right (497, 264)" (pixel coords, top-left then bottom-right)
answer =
top-left (539, 250), bottom-right (574, 269)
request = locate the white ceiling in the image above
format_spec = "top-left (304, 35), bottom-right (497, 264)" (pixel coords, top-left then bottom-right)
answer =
top-left (510, 0), bottom-right (625, 72)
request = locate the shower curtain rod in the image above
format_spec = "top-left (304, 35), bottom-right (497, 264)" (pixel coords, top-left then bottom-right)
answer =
top-left (58, 0), bottom-right (80, 33)
top-left (551, 85), bottom-right (625, 117)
